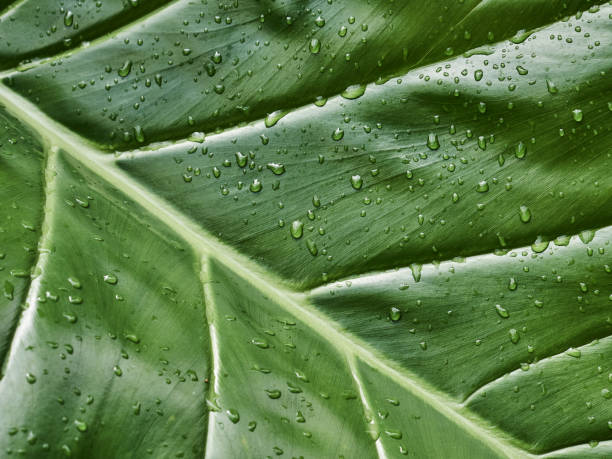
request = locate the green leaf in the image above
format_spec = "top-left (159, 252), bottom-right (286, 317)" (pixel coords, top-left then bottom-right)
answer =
top-left (0, 1), bottom-right (611, 457)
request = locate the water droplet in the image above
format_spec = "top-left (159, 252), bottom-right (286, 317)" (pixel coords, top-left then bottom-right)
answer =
top-left (332, 128), bottom-right (344, 141)
top-left (476, 180), bottom-right (489, 193)
top-left (426, 133), bottom-right (440, 150)
top-left (249, 179), bottom-right (262, 193)
top-left (546, 79), bottom-right (558, 94)
top-left (103, 274), bottom-right (118, 285)
top-left (133, 125), bottom-right (145, 143)
top-left (226, 409), bottom-right (240, 423)
top-left (64, 11), bottom-right (74, 27)
top-left (264, 110), bottom-right (288, 128)
top-left (118, 60), bottom-right (132, 77)
top-left (251, 338), bottom-right (269, 349)
top-left (565, 348), bottom-right (581, 358)
top-left (309, 38), bottom-right (321, 54)
top-left (211, 51), bottom-right (222, 64)
top-left (265, 389), bottom-right (281, 399)
top-left (516, 65), bottom-right (528, 75)
top-left (25, 373), bottom-right (36, 384)
top-left (495, 304), bottom-right (509, 318)
top-left (509, 329), bottom-right (520, 344)
top-left (350, 175), bottom-right (363, 190)
top-left (74, 420), bottom-right (87, 432)
top-left (572, 109), bottom-right (583, 122)
top-left (266, 163), bottom-right (285, 175)
top-left (389, 307), bottom-right (401, 322)
top-left (410, 263), bottom-right (422, 282)
top-left (515, 142), bottom-right (527, 159)
top-left (508, 277), bottom-right (517, 291)
top-left (235, 152), bottom-right (247, 168)
top-left (578, 229), bottom-right (595, 244)
top-left (341, 84), bottom-right (366, 100)
top-left (385, 429), bottom-right (402, 439)
top-left (290, 220), bottom-right (304, 239)
top-left (534, 300), bottom-right (543, 308)
top-left (531, 236), bottom-right (549, 253)
top-left (519, 205), bottom-right (531, 223)
top-left (306, 239), bottom-right (318, 256)
top-left (474, 69), bottom-right (483, 81)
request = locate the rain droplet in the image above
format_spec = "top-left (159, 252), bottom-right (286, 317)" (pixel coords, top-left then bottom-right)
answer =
top-left (266, 163), bottom-right (285, 175)
top-left (309, 38), bottom-right (321, 54)
top-left (495, 304), bottom-right (509, 318)
top-left (341, 84), bottom-right (366, 100)
top-left (389, 307), bottom-right (401, 322)
top-left (509, 329), bottom-right (520, 344)
top-left (264, 110), bottom-right (288, 128)
top-left (426, 133), bottom-right (440, 150)
top-left (350, 175), bottom-right (363, 190)
top-left (64, 11), bottom-right (74, 27)
top-left (476, 180), bottom-right (489, 193)
top-left (103, 274), bottom-right (118, 285)
top-left (249, 179), bottom-right (262, 193)
top-left (290, 221), bottom-right (303, 239)
top-left (565, 348), bottom-right (581, 358)
top-left (118, 60), bottom-right (132, 77)
top-left (519, 205), bottom-right (531, 223)
top-left (572, 109), bottom-right (583, 122)
top-left (226, 409), bottom-right (240, 424)
top-left (515, 142), bottom-right (527, 159)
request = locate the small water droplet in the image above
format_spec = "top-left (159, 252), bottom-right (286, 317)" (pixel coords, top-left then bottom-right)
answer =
top-left (426, 133), bottom-right (440, 150)
top-left (350, 175), bottom-right (363, 190)
top-left (519, 205), bottom-right (531, 223)
top-left (389, 307), bottom-right (401, 322)
top-left (264, 110), bottom-right (288, 128)
top-left (509, 329), bottom-right (520, 344)
top-left (266, 163), bottom-right (285, 175)
top-left (74, 420), bottom-right (87, 432)
top-left (309, 38), bottom-right (321, 54)
top-left (249, 179), bottom-right (262, 193)
top-left (495, 304), bottom-right (509, 318)
top-left (226, 409), bottom-right (240, 423)
top-left (64, 11), bottom-right (74, 27)
top-left (103, 274), bottom-right (118, 285)
top-left (341, 84), bottom-right (366, 100)
top-left (565, 348), bottom-right (581, 358)
top-left (515, 142), bottom-right (527, 159)
top-left (118, 60), bottom-right (132, 77)
top-left (476, 180), bottom-right (489, 193)
top-left (290, 220), bottom-right (304, 239)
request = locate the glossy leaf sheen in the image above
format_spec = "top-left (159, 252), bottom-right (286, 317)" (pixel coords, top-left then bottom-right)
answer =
top-left (0, 1), bottom-right (611, 458)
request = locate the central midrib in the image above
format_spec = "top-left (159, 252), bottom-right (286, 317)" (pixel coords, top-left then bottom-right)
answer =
top-left (0, 82), bottom-right (530, 458)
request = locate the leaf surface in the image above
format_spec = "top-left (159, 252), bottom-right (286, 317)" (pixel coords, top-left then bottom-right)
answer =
top-left (0, 1), bottom-right (611, 458)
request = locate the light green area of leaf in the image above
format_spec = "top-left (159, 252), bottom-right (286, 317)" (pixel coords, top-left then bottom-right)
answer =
top-left (0, 108), bottom-right (44, 366)
top-left (0, 1), bottom-right (611, 458)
